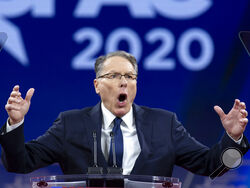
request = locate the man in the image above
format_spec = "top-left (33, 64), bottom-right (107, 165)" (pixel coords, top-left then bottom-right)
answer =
top-left (0, 51), bottom-right (249, 177)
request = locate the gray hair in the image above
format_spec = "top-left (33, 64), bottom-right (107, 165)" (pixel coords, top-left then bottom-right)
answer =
top-left (94, 50), bottom-right (138, 78)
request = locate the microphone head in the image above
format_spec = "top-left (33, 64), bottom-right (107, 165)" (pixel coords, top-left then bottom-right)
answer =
top-left (0, 32), bottom-right (8, 52)
top-left (110, 132), bottom-right (114, 137)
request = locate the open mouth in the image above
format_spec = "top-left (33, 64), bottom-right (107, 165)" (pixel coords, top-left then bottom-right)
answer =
top-left (118, 94), bottom-right (127, 102)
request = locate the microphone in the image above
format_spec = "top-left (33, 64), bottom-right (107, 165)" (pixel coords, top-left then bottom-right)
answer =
top-left (0, 32), bottom-right (8, 52)
top-left (107, 131), bottom-right (123, 174)
top-left (87, 131), bottom-right (103, 174)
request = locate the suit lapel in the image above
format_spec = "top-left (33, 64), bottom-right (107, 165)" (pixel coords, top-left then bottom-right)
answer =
top-left (131, 104), bottom-right (153, 174)
top-left (85, 102), bottom-right (108, 170)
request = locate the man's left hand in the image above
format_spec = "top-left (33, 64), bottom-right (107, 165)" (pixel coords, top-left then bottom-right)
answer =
top-left (214, 99), bottom-right (248, 141)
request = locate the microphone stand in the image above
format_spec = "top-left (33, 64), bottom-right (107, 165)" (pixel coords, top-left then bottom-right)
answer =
top-left (107, 132), bottom-right (123, 174)
top-left (87, 131), bottom-right (103, 174)
top-left (106, 132), bottom-right (124, 187)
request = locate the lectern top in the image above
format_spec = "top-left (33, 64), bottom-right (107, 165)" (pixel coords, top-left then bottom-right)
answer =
top-left (31, 174), bottom-right (181, 188)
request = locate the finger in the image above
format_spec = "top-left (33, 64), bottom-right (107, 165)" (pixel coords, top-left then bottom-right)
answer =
top-left (25, 88), bottom-right (35, 102)
top-left (10, 91), bottom-right (21, 98)
top-left (233, 99), bottom-right (240, 110)
top-left (240, 118), bottom-right (248, 125)
top-left (239, 102), bottom-right (246, 110)
top-left (13, 85), bottom-right (19, 92)
top-left (5, 103), bottom-right (21, 111)
top-left (214, 105), bottom-right (226, 120)
top-left (8, 97), bottom-right (21, 104)
top-left (240, 109), bottom-right (248, 118)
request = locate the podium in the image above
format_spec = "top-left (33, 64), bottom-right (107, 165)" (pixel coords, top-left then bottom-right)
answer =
top-left (31, 174), bottom-right (181, 188)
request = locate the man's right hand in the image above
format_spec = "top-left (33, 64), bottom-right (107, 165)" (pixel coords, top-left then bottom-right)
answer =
top-left (5, 85), bottom-right (35, 125)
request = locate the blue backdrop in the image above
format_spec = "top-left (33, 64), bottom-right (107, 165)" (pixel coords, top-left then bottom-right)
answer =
top-left (0, 0), bottom-right (250, 187)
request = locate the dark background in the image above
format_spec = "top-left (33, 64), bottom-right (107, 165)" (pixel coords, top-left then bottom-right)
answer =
top-left (0, 1), bottom-right (250, 187)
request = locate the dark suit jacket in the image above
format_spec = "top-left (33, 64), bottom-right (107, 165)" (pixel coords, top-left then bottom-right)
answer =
top-left (0, 103), bottom-right (249, 177)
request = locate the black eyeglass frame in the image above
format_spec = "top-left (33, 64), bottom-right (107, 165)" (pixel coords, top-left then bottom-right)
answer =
top-left (97, 72), bottom-right (137, 80)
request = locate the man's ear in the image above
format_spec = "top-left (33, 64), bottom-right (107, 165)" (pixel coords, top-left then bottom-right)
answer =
top-left (94, 79), bottom-right (100, 94)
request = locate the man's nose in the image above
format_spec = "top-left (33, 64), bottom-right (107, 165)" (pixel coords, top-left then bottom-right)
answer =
top-left (120, 76), bottom-right (128, 87)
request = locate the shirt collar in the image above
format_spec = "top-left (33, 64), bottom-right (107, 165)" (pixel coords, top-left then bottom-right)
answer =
top-left (101, 102), bottom-right (134, 130)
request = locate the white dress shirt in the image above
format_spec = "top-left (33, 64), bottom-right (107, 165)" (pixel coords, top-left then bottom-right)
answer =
top-left (101, 103), bottom-right (141, 175)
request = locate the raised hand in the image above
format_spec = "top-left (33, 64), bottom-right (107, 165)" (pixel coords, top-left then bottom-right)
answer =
top-left (214, 99), bottom-right (248, 141)
top-left (5, 85), bottom-right (35, 125)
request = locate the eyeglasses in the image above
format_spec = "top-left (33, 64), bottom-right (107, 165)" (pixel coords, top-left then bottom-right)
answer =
top-left (97, 72), bottom-right (137, 80)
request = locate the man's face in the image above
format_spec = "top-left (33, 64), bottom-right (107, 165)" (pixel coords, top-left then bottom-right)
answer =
top-left (94, 56), bottom-right (137, 117)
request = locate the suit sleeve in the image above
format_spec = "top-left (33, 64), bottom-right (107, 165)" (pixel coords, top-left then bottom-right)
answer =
top-left (0, 113), bottom-right (65, 174)
top-left (172, 113), bottom-right (249, 176)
